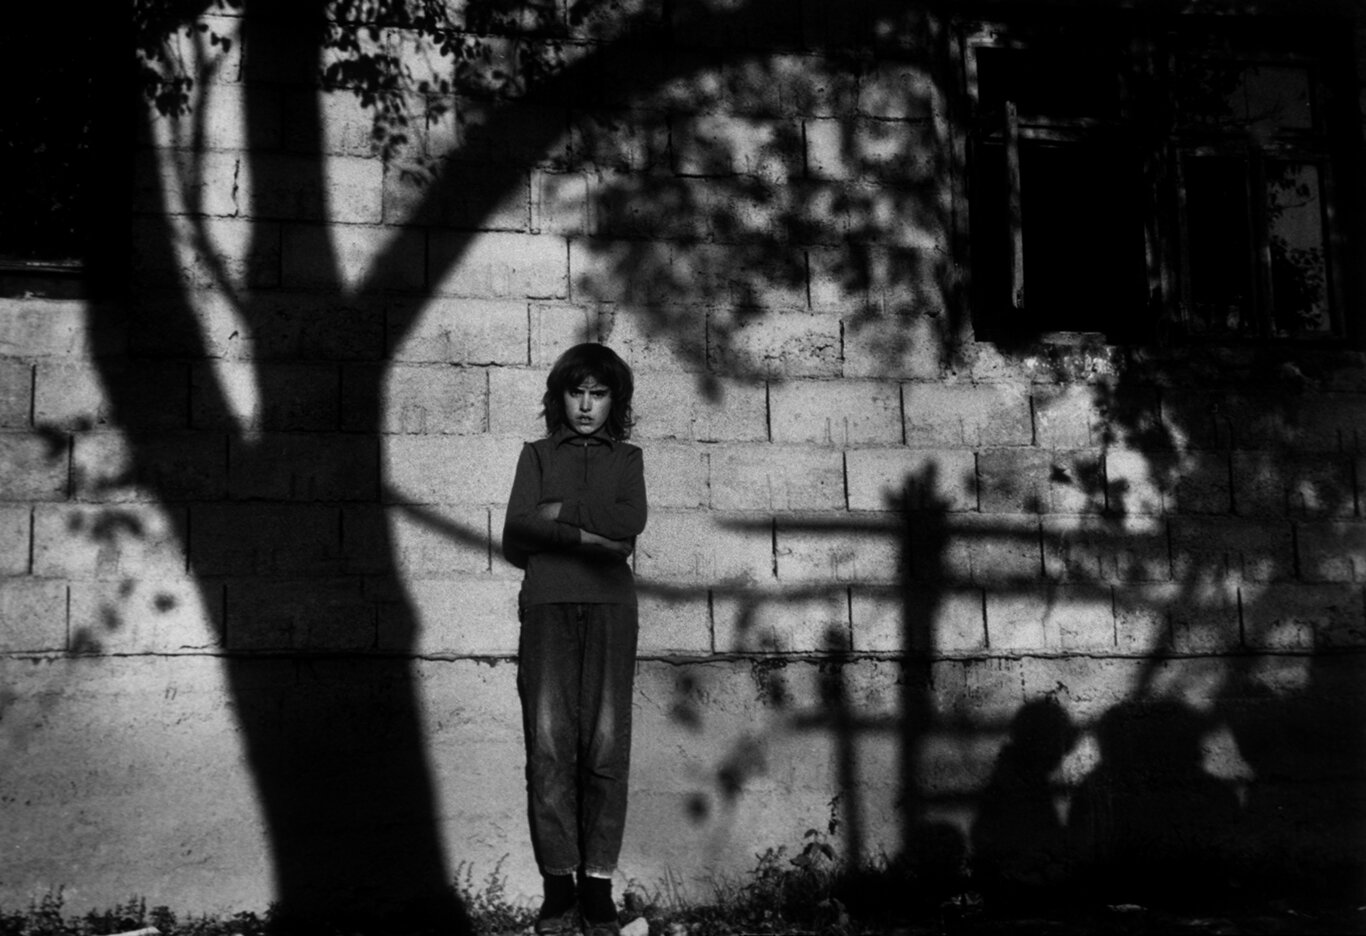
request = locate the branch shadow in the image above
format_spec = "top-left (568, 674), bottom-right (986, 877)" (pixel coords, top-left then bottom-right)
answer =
top-left (42, 0), bottom-right (1366, 928)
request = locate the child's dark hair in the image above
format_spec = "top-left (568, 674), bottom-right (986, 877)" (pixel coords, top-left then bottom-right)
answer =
top-left (542, 343), bottom-right (635, 440)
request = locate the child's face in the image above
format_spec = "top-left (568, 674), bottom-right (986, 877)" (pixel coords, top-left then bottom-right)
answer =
top-left (564, 376), bottom-right (612, 435)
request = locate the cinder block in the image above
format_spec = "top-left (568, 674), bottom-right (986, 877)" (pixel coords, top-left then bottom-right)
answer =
top-left (248, 293), bottom-right (386, 361)
top-left (1202, 391), bottom-right (1366, 452)
top-left (946, 657), bottom-right (1028, 722)
top-left (846, 447), bottom-right (976, 512)
top-left (530, 302), bottom-right (602, 366)
top-left (861, 244), bottom-right (951, 319)
top-left (132, 216), bottom-right (281, 290)
top-left (1041, 514), bottom-right (1169, 583)
top-left (0, 360), bottom-right (31, 428)
top-left (33, 504), bottom-right (188, 580)
top-left (0, 299), bottom-right (91, 357)
top-left (807, 117), bottom-right (937, 182)
top-left (127, 290), bottom-right (384, 361)
top-left (0, 432), bottom-right (68, 502)
top-left (694, 239), bottom-right (812, 305)
top-left (447, 99), bottom-right (572, 167)
top-left (600, 304), bottom-right (707, 375)
top-left (488, 367), bottom-right (549, 439)
top-left (1167, 579), bottom-right (1242, 653)
top-left (281, 223), bottom-right (425, 293)
top-left (928, 513), bottom-right (1041, 585)
top-left (388, 161), bottom-right (529, 230)
top-left (191, 361), bottom-right (338, 431)
top-left (69, 578), bottom-right (219, 654)
top-left (567, 110), bottom-right (671, 172)
top-left (0, 578), bottom-right (67, 652)
top-left (150, 12), bottom-right (243, 85)
top-left (146, 67), bottom-right (255, 151)
top-left (708, 444), bottom-right (844, 511)
top-left (384, 434), bottom-right (521, 506)
top-left (229, 433), bottom-right (379, 501)
top-left (135, 150), bottom-right (242, 218)
top-left (1032, 384), bottom-right (1111, 449)
top-left (631, 373), bottom-right (767, 443)
top-left (532, 170), bottom-right (591, 235)
top-left (863, 120), bottom-right (943, 183)
top-left (979, 448), bottom-right (1106, 515)
top-left (1241, 582), bottom-right (1366, 650)
top-left (283, 86), bottom-right (384, 157)
top-left (188, 504), bottom-right (341, 576)
top-left (370, 364), bottom-right (487, 435)
top-left (224, 576), bottom-right (375, 650)
top-left (390, 577), bottom-right (521, 655)
top-left (709, 309), bottom-right (844, 380)
top-left (430, 231), bottom-right (568, 299)
top-left (637, 588), bottom-right (711, 655)
top-left (850, 585), bottom-right (985, 654)
top-left (858, 63), bottom-right (936, 120)
top-left (744, 53), bottom-right (863, 116)
top-left (803, 118), bottom-right (856, 180)
top-left (376, 503), bottom-right (491, 578)
top-left (73, 431), bottom-right (227, 502)
top-left (1155, 391), bottom-right (1220, 450)
top-left (1017, 655), bottom-right (1142, 718)
top-left (247, 152), bottom-right (383, 224)
top-left (0, 506), bottom-right (29, 574)
top-left (671, 113), bottom-right (803, 180)
top-left (566, 237), bottom-right (667, 305)
top-left (1103, 446), bottom-right (1167, 516)
top-left (1169, 516), bottom-right (1295, 583)
top-left (806, 246), bottom-right (869, 309)
top-left (775, 513), bottom-right (899, 584)
top-left (768, 379), bottom-right (901, 446)
top-left (903, 383), bottom-right (1032, 448)
top-left (1297, 520), bottom-right (1366, 582)
top-left (1166, 451), bottom-right (1232, 515)
top-left (393, 297), bottom-right (529, 365)
top-left (642, 440), bottom-right (709, 509)
top-left (985, 584), bottom-right (1115, 652)
top-left (590, 173), bottom-right (721, 241)
top-left (635, 510), bottom-right (774, 585)
top-left (1112, 584), bottom-right (1174, 654)
top-left (36, 359), bottom-right (190, 431)
top-left (712, 586), bottom-right (849, 653)
top-left (1232, 451), bottom-right (1356, 518)
top-left (841, 313), bottom-right (946, 380)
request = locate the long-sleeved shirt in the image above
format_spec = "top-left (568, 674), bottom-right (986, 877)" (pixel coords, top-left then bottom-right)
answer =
top-left (501, 427), bottom-right (648, 609)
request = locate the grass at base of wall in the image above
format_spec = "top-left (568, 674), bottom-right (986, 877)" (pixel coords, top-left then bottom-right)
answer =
top-left (5, 834), bottom-right (1365, 936)
top-left (0, 832), bottom-right (915, 936)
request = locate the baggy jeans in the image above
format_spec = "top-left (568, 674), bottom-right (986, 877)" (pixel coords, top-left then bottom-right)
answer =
top-left (517, 602), bottom-right (638, 879)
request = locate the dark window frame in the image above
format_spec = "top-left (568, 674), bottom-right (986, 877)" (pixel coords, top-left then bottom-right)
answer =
top-left (955, 11), bottom-right (1361, 348)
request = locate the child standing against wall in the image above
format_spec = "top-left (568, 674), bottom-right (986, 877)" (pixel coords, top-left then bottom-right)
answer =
top-left (502, 343), bottom-right (648, 936)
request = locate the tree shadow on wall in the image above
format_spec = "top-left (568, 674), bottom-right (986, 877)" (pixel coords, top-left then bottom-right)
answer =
top-left (79, 0), bottom-right (964, 930)
top-left (55, 0), bottom-right (1366, 929)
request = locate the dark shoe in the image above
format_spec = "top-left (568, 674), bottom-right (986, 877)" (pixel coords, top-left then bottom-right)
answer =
top-left (536, 874), bottom-right (579, 935)
top-left (534, 906), bottom-right (579, 935)
top-left (579, 876), bottom-right (619, 936)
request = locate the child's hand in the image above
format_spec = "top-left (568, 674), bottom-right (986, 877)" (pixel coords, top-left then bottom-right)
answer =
top-left (536, 501), bottom-right (563, 520)
top-left (580, 530), bottom-right (633, 556)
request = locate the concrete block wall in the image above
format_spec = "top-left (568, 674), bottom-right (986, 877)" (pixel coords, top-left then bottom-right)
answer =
top-left (3, 0), bottom-right (1366, 917)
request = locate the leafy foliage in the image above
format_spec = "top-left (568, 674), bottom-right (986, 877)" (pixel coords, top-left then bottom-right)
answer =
top-left (453, 857), bottom-right (536, 935)
top-left (0, 891), bottom-right (268, 936)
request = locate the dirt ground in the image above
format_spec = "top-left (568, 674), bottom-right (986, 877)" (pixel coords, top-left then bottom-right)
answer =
top-left (891, 903), bottom-right (1366, 935)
